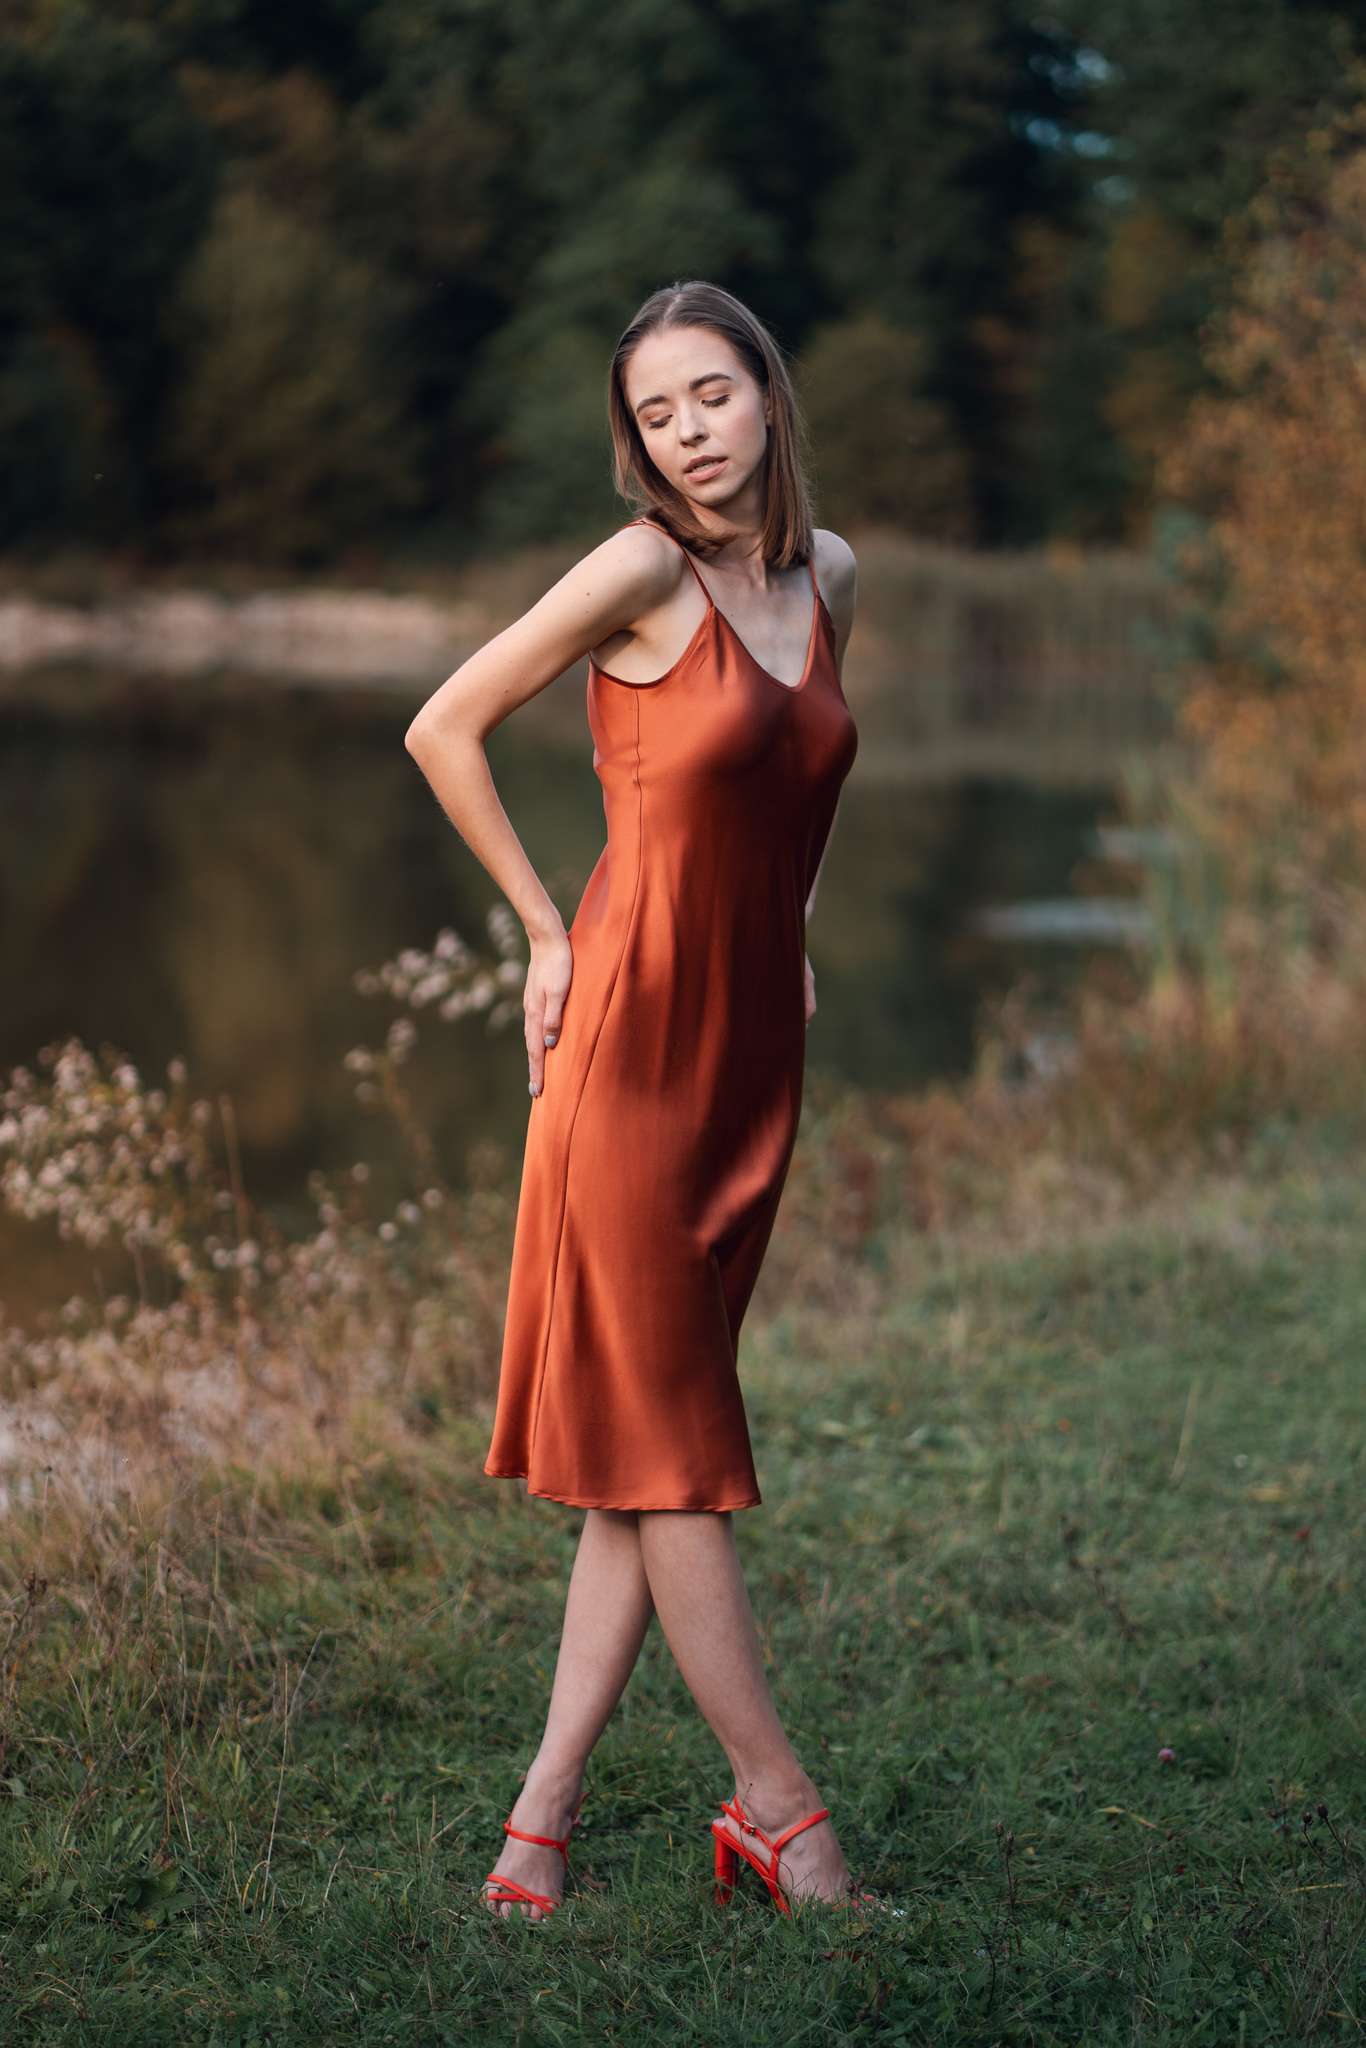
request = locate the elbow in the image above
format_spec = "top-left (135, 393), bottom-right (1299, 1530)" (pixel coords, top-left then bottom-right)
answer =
top-left (406, 673), bottom-right (483, 760)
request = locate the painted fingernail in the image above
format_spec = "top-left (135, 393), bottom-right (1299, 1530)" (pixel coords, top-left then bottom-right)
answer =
top-left (544, 1031), bottom-right (558, 1046)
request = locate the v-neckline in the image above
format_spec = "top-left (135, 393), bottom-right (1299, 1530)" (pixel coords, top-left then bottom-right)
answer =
top-left (693, 565), bottom-right (824, 694)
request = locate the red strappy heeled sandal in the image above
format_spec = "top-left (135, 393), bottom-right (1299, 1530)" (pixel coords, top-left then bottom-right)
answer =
top-left (482, 1794), bottom-right (584, 1920)
top-left (711, 1791), bottom-right (893, 1916)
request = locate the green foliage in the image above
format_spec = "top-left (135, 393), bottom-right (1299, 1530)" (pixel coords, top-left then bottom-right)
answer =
top-left (0, 6), bottom-right (219, 535)
top-left (463, 321), bottom-right (622, 552)
top-left (0, 326), bottom-right (109, 544)
top-left (165, 184), bottom-right (423, 562)
top-left (464, 152), bottom-right (782, 547)
top-left (1051, 0), bottom-right (1366, 514)
top-left (4, 0), bottom-right (1366, 559)
top-left (797, 311), bottom-right (975, 540)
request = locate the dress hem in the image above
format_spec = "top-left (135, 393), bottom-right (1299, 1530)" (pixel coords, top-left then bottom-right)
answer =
top-left (483, 1465), bottom-right (761, 1512)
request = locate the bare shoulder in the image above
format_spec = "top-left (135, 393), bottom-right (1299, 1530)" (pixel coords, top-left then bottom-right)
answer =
top-left (812, 528), bottom-right (857, 635)
top-left (812, 527), bottom-right (856, 590)
top-left (582, 519), bottom-right (700, 680)
top-left (404, 519), bottom-right (690, 747)
top-left (586, 519), bottom-right (697, 626)
top-left (575, 519), bottom-right (687, 611)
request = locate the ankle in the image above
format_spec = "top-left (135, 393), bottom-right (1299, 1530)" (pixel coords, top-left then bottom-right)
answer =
top-left (729, 1765), bottom-right (822, 1822)
top-left (519, 1756), bottom-right (585, 1810)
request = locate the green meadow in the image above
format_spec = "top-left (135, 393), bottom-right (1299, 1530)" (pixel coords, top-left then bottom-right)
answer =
top-left (3, 1129), bottom-right (1361, 2045)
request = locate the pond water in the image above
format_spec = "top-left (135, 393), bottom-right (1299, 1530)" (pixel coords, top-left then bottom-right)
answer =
top-left (0, 669), bottom-right (1137, 1285)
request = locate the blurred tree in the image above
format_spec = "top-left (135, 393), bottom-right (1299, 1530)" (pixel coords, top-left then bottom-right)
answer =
top-left (164, 184), bottom-right (422, 562)
top-left (797, 311), bottom-right (974, 541)
top-left (810, 2), bottom-right (1095, 541)
top-left (98, 0), bottom-right (380, 94)
top-left (0, 327), bottom-right (108, 544)
top-left (0, 8), bottom-right (218, 537)
top-left (1161, 108), bottom-right (1366, 965)
top-left (465, 158), bottom-right (781, 548)
top-left (5, 0), bottom-right (1364, 562)
top-left (985, 218), bottom-right (1132, 543)
top-left (432, 0), bottom-right (802, 548)
top-left (1053, 0), bottom-right (1366, 523)
top-left (176, 62), bottom-right (346, 227)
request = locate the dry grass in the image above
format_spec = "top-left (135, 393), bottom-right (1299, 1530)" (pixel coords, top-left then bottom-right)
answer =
top-left (4, 877), bottom-right (1361, 1586)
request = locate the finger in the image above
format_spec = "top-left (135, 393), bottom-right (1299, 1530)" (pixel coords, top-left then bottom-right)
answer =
top-left (525, 994), bottom-right (545, 1096)
top-left (542, 993), bottom-right (565, 1055)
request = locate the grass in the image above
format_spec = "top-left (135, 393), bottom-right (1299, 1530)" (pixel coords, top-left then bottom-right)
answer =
top-left (1, 1148), bottom-right (1362, 2044)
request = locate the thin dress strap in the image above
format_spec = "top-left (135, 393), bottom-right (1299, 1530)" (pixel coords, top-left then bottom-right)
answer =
top-left (627, 518), bottom-right (822, 626)
top-left (624, 518), bottom-right (713, 602)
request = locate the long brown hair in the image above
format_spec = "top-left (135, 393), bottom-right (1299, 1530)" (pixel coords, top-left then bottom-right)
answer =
top-left (607, 280), bottom-right (815, 568)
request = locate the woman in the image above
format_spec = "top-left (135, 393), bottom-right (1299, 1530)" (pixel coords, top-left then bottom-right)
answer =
top-left (405, 280), bottom-right (887, 1921)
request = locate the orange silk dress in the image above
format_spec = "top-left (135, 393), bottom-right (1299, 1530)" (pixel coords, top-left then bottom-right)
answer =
top-left (483, 519), bottom-right (859, 1511)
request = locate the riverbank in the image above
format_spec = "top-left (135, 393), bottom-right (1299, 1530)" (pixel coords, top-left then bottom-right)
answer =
top-left (0, 587), bottom-right (477, 689)
top-left (1, 1140), bottom-right (1361, 2041)
top-left (0, 533), bottom-right (1180, 772)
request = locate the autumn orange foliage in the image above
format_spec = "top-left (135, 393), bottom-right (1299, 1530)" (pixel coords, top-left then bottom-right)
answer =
top-left (832, 114), bottom-right (1366, 1222)
top-left (1161, 108), bottom-right (1366, 969)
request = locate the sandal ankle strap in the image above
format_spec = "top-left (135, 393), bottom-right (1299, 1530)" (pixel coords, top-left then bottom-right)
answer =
top-left (721, 1792), bottom-right (831, 1854)
top-left (503, 1820), bottom-right (572, 1855)
top-left (500, 1794), bottom-right (584, 1859)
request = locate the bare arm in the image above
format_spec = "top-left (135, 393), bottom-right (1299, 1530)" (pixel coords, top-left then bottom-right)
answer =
top-left (404, 524), bottom-right (674, 1095)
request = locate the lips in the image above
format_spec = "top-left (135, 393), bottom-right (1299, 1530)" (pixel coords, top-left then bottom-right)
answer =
top-left (685, 456), bottom-right (727, 477)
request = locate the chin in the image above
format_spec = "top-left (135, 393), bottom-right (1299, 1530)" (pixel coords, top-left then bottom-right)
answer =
top-left (682, 467), bottom-right (747, 507)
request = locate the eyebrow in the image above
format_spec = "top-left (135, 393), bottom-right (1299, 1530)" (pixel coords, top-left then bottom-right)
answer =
top-left (633, 371), bottom-right (734, 416)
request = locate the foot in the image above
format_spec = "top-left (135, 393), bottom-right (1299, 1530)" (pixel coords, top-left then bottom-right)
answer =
top-left (482, 1764), bottom-right (584, 1923)
top-left (719, 1774), bottom-right (892, 1914)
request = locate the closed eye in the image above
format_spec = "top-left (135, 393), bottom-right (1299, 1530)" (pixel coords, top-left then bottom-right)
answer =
top-left (645, 396), bottom-right (730, 431)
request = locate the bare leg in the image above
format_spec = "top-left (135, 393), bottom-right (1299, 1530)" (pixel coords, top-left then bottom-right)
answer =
top-left (484, 1506), bottom-right (654, 1919)
top-left (635, 1510), bottom-right (857, 1904)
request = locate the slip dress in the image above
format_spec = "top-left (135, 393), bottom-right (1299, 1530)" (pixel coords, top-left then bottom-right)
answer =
top-left (482, 518), bottom-right (859, 1510)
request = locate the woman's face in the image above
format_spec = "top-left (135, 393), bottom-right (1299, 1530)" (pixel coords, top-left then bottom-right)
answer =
top-left (625, 326), bottom-right (771, 511)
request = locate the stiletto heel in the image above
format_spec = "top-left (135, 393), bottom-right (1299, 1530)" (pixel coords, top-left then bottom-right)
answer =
top-left (713, 1828), bottom-right (739, 1906)
top-left (707, 1791), bottom-right (901, 1917)
top-left (709, 1792), bottom-right (828, 1917)
top-left (483, 1793), bottom-right (584, 1920)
